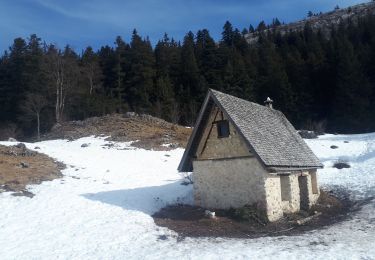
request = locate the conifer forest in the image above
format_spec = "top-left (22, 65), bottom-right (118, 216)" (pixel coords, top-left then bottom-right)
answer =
top-left (1, 14), bottom-right (375, 138)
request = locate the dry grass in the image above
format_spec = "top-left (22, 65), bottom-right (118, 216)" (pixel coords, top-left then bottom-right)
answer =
top-left (43, 113), bottom-right (192, 150)
top-left (0, 144), bottom-right (64, 196)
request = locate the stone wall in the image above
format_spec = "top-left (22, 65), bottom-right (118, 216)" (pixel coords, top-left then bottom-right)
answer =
top-left (298, 170), bottom-right (320, 210)
top-left (280, 174), bottom-right (300, 213)
top-left (264, 171), bottom-right (319, 219)
top-left (263, 174), bottom-right (283, 221)
top-left (193, 158), bottom-right (320, 221)
top-left (193, 157), bottom-right (267, 209)
top-left (307, 170), bottom-right (320, 206)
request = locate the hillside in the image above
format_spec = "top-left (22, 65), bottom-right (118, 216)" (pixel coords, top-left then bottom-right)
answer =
top-left (245, 1), bottom-right (375, 44)
top-left (43, 113), bottom-right (192, 150)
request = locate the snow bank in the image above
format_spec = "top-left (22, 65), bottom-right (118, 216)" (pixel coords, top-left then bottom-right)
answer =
top-left (0, 134), bottom-right (374, 259)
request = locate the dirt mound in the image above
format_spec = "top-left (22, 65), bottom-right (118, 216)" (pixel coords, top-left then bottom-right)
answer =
top-left (43, 113), bottom-right (192, 150)
top-left (0, 144), bottom-right (64, 197)
top-left (153, 190), bottom-right (358, 239)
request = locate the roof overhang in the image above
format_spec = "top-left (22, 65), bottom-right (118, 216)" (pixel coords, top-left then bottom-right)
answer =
top-left (267, 165), bottom-right (324, 173)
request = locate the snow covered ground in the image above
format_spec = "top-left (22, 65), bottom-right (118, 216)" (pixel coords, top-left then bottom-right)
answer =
top-left (0, 134), bottom-right (374, 259)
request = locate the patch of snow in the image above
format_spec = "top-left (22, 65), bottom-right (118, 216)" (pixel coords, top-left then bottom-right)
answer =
top-left (0, 133), bottom-right (375, 259)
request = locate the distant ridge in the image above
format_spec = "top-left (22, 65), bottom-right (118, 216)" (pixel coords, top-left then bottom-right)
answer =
top-left (245, 1), bottom-right (375, 44)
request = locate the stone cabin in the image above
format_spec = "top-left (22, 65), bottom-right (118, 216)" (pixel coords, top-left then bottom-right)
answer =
top-left (178, 89), bottom-right (323, 221)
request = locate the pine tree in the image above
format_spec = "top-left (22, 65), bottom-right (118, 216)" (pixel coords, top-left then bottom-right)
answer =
top-left (257, 21), bottom-right (267, 31)
top-left (195, 29), bottom-right (220, 92)
top-left (330, 35), bottom-right (372, 132)
top-left (221, 21), bottom-right (234, 47)
top-left (249, 24), bottom-right (255, 33)
top-left (256, 39), bottom-right (296, 118)
top-left (154, 34), bottom-right (176, 120)
top-left (272, 18), bottom-right (281, 27)
top-left (179, 31), bottom-right (200, 125)
top-left (126, 30), bottom-right (155, 113)
top-left (113, 36), bottom-right (129, 111)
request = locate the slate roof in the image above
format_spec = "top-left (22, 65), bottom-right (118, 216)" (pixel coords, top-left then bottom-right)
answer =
top-left (178, 89), bottom-right (323, 172)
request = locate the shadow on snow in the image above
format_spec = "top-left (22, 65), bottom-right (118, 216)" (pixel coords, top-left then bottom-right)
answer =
top-left (81, 181), bottom-right (192, 215)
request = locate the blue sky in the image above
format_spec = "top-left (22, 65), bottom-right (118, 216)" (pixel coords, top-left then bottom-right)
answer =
top-left (0, 0), bottom-right (367, 52)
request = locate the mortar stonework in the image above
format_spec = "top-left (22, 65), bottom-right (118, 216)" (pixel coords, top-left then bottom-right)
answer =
top-left (263, 174), bottom-right (283, 221)
top-left (192, 161), bottom-right (320, 221)
top-left (193, 157), bottom-right (267, 209)
top-left (280, 174), bottom-right (301, 213)
top-left (308, 170), bottom-right (320, 206)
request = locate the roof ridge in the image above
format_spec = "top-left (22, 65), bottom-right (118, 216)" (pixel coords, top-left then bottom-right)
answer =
top-left (209, 88), bottom-right (278, 112)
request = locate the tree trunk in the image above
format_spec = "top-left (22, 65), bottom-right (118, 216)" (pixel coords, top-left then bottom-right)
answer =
top-left (37, 112), bottom-right (40, 141)
top-left (56, 78), bottom-right (60, 122)
top-left (89, 76), bottom-right (93, 95)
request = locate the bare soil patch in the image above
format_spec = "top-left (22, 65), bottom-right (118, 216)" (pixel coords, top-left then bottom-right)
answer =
top-left (42, 113), bottom-right (192, 150)
top-left (0, 144), bottom-right (64, 197)
top-left (153, 190), bottom-right (361, 239)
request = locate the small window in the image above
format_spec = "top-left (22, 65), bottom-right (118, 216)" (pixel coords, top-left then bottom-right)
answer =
top-left (217, 120), bottom-right (230, 138)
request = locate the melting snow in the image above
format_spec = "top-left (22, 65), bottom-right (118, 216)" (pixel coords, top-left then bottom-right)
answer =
top-left (0, 134), bottom-right (374, 259)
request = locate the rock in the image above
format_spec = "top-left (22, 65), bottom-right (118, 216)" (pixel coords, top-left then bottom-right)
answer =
top-left (140, 114), bottom-right (155, 122)
top-left (51, 123), bottom-right (62, 131)
top-left (10, 144), bottom-right (36, 157)
top-left (344, 141), bottom-right (349, 143)
top-left (11, 190), bottom-right (34, 198)
top-left (157, 235), bottom-right (168, 240)
top-left (164, 154), bottom-right (171, 157)
top-left (15, 143), bottom-right (27, 150)
top-left (204, 210), bottom-right (216, 219)
top-left (296, 212), bottom-right (322, 225)
top-left (333, 161), bottom-right (351, 169)
top-left (298, 130), bottom-right (318, 139)
top-left (330, 145), bottom-right (339, 149)
top-left (81, 143), bottom-right (90, 148)
top-left (34, 146), bottom-right (41, 150)
top-left (102, 143), bottom-right (114, 148)
top-left (8, 137), bottom-right (17, 142)
top-left (20, 162), bottom-right (29, 168)
top-left (123, 112), bottom-right (137, 118)
top-left (86, 117), bottom-right (100, 125)
top-left (72, 120), bottom-right (84, 126)
top-left (168, 143), bottom-right (179, 149)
